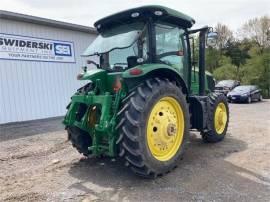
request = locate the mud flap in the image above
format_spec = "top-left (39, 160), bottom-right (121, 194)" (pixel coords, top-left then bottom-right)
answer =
top-left (189, 96), bottom-right (209, 131)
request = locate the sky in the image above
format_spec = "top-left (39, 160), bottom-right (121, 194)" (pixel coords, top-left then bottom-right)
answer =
top-left (1, 0), bottom-right (269, 32)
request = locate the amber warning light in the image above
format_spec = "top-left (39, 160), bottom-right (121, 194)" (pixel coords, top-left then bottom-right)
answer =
top-left (113, 77), bottom-right (122, 92)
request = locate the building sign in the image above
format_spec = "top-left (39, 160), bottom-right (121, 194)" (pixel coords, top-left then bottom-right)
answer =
top-left (0, 33), bottom-right (75, 63)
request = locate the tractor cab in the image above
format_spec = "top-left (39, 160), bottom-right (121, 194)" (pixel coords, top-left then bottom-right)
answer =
top-left (82, 5), bottom-right (217, 95)
top-left (82, 6), bottom-right (194, 76)
top-left (64, 6), bottom-right (229, 178)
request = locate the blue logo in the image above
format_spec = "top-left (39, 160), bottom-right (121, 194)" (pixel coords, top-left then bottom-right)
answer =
top-left (54, 43), bottom-right (72, 56)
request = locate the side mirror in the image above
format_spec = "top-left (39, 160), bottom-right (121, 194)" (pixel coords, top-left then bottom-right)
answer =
top-left (206, 32), bottom-right (218, 47)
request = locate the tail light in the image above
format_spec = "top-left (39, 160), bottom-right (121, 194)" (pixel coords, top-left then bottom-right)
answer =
top-left (129, 68), bottom-right (143, 75)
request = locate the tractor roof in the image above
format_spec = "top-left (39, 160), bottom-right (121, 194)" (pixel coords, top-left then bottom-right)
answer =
top-left (94, 5), bottom-right (195, 32)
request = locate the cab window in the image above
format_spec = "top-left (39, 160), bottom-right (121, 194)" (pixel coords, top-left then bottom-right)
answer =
top-left (155, 23), bottom-right (185, 77)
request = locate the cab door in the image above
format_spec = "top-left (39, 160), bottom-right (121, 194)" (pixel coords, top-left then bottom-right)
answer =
top-left (155, 23), bottom-right (187, 82)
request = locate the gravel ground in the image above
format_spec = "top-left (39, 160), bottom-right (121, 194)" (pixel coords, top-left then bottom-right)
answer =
top-left (0, 100), bottom-right (270, 202)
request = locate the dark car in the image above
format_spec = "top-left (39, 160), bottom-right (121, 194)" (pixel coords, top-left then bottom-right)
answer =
top-left (214, 80), bottom-right (240, 95)
top-left (227, 85), bottom-right (263, 103)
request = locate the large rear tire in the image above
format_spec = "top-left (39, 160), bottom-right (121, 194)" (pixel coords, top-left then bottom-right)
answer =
top-left (201, 93), bottom-right (229, 143)
top-left (116, 78), bottom-right (190, 178)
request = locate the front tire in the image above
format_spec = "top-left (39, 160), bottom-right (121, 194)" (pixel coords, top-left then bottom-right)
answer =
top-left (116, 78), bottom-right (190, 178)
top-left (201, 93), bottom-right (229, 143)
top-left (67, 127), bottom-right (92, 156)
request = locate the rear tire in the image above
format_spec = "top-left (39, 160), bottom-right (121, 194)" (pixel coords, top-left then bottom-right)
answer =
top-left (116, 78), bottom-right (190, 178)
top-left (201, 93), bottom-right (229, 143)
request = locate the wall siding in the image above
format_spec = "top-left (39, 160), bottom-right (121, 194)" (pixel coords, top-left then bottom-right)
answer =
top-left (0, 18), bottom-right (97, 124)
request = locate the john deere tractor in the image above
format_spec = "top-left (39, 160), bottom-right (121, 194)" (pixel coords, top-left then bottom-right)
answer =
top-left (63, 6), bottom-right (229, 177)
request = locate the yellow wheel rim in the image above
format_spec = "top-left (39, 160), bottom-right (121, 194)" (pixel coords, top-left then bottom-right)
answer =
top-left (214, 103), bottom-right (227, 134)
top-left (146, 97), bottom-right (184, 161)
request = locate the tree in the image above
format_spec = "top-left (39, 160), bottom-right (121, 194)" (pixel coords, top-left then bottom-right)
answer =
top-left (241, 15), bottom-right (270, 51)
top-left (206, 47), bottom-right (219, 72)
top-left (215, 23), bottom-right (233, 51)
top-left (205, 23), bottom-right (233, 72)
top-left (206, 48), bottom-right (231, 73)
top-left (224, 40), bottom-right (250, 80)
top-left (213, 64), bottom-right (238, 81)
top-left (242, 49), bottom-right (270, 97)
top-left (208, 16), bottom-right (270, 98)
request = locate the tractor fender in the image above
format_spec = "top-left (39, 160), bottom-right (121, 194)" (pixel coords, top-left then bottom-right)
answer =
top-left (122, 64), bottom-right (188, 95)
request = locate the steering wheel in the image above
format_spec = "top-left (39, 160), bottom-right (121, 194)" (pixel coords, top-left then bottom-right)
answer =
top-left (113, 63), bottom-right (128, 66)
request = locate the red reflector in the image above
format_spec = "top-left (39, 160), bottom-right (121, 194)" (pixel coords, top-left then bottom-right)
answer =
top-left (129, 68), bottom-right (143, 75)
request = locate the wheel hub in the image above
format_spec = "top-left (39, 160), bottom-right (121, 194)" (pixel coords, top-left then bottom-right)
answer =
top-left (214, 103), bottom-right (227, 134)
top-left (147, 97), bottom-right (185, 161)
top-left (167, 123), bottom-right (177, 136)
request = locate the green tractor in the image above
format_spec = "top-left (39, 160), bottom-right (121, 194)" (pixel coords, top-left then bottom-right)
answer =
top-left (63, 5), bottom-right (229, 178)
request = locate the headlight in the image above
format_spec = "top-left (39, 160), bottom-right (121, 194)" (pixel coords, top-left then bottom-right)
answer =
top-left (242, 93), bottom-right (249, 96)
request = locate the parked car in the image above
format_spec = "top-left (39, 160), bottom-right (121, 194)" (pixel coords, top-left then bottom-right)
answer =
top-left (214, 80), bottom-right (240, 95)
top-left (227, 85), bottom-right (263, 103)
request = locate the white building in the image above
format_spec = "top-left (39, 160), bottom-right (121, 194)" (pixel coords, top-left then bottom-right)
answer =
top-left (0, 10), bottom-right (97, 124)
